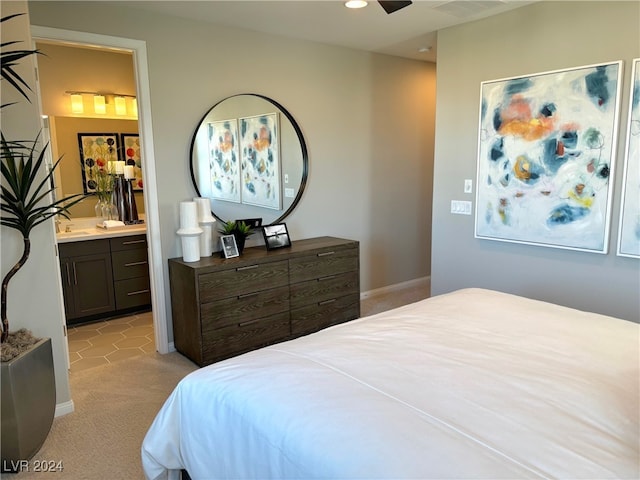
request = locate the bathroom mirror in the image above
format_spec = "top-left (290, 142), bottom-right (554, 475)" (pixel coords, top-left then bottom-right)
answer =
top-left (190, 94), bottom-right (308, 225)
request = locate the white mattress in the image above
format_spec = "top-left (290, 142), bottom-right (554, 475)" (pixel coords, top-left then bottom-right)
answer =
top-left (142, 288), bottom-right (639, 480)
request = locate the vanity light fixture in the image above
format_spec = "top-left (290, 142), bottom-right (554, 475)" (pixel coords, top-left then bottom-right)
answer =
top-left (93, 95), bottom-right (106, 114)
top-left (70, 93), bottom-right (84, 114)
top-left (66, 91), bottom-right (137, 116)
top-left (345, 1), bottom-right (368, 9)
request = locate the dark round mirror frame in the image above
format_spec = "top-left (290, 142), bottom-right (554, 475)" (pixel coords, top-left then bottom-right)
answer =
top-left (189, 93), bottom-right (309, 225)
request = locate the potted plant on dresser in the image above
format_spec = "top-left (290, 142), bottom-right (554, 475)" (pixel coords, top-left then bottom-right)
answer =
top-left (0, 12), bottom-right (85, 471)
top-left (219, 220), bottom-right (254, 254)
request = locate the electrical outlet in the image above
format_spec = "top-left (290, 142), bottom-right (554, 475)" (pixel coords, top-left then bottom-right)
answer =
top-left (464, 179), bottom-right (473, 194)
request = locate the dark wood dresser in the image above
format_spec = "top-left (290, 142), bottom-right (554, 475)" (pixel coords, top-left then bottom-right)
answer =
top-left (168, 236), bottom-right (360, 366)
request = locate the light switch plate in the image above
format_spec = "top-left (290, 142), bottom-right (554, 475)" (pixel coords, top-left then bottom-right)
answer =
top-left (464, 179), bottom-right (473, 194)
top-left (451, 200), bottom-right (472, 215)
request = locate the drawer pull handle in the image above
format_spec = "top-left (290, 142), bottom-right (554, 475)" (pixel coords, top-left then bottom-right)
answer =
top-left (236, 264), bottom-right (259, 271)
top-left (319, 298), bottom-right (336, 306)
top-left (122, 239), bottom-right (146, 245)
top-left (127, 289), bottom-right (150, 296)
top-left (317, 251), bottom-right (335, 257)
top-left (239, 318), bottom-right (261, 327)
top-left (237, 292), bottom-right (258, 300)
top-left (125, 261), bottom-right (148, 267)
top-left (318, 275), bottom-right (337, 281)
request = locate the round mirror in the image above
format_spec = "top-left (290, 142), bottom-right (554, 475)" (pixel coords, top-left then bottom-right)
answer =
top-left (190, 94), bottom-right (308, 225)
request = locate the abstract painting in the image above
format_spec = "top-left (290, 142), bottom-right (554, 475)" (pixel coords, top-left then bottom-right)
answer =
top-left (239, 113), bottom-right (281, 210)
top-left (78, 132), bottom-right (119, 194)
top-left (207, 119), bottom-right (241, 203)
top-left (475, 62), bottom-right (622, 253)
top-left (617, 58), bottom-right (640, 258)
top-left (120, 133), bottom-right (143, 190)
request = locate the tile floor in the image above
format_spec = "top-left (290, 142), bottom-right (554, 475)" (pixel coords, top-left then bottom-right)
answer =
top-left (67, 310), bottom-right (155, 372)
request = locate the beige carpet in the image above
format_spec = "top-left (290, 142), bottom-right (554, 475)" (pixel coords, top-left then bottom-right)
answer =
top-left (15, 281), bottom-right (429, 479)
top-left (15, 352), bottom-right (198, 480)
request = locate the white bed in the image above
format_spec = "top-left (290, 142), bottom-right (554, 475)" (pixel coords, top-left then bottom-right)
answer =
top-left (142, 288), bottom-right (639, 480)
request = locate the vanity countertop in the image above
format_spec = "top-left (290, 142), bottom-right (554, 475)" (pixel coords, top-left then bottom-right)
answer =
top-left (56, 219), bottom-right (147, 244)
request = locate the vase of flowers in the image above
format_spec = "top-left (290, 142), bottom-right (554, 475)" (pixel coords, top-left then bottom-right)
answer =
top-left (88, 159), bottom-right (116, 221)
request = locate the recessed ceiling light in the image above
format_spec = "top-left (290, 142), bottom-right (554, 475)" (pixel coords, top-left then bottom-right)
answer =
top-left (418, 46), bottom-right (432, 53)
top-left (345, 1), bottom-right (368, 9)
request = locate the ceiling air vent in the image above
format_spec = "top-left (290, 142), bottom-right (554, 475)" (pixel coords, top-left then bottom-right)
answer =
top-left (432, 0), bottom-right (508, 19)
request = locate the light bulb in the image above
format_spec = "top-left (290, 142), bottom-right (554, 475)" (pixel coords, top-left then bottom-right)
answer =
top-left (115, 96), bottom-right (127, 115)
top-left (70, 94), bottom-right (84, 114)
top-left (94, 95), bottom-right (106, 114)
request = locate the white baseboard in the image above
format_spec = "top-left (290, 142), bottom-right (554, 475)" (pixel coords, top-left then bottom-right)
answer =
top-left (55, 399), bottom-right (74, 417)
top-left (360, 276), bottom-right (431, 300)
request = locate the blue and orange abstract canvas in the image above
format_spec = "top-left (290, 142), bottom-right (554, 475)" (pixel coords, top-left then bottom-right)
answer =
top-left (475, 62), bottom-right (623, 253)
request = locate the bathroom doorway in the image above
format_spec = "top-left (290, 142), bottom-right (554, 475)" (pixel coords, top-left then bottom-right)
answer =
top-left (31, 26), bottom-right (170, 357)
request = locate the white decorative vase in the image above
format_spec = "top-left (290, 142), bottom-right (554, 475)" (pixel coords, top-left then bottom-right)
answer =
top-left (176, 201), bottom-right (203, 262)
top-left (194, 197), bottom-right (216, 257)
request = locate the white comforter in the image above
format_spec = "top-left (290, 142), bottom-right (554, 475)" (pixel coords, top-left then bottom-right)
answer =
top-left (142, 288), bottom-right (639, 480)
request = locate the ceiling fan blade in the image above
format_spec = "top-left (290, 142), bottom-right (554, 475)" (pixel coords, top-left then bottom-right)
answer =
top-left (378, 1), bottom-right (412, 14)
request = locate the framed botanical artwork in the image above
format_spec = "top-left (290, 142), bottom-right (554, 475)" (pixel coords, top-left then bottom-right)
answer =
top-left (208, 119), bottom-right (241, 203)
top-left (617, 58), bottom-right (640, 258)
top-left (262, 223), bottom-right (291, 250)
top-left (239, 113), bottom-right (282, 210)
top-left (120, 133), bottom-right (143, 190)
top-left (474, 61), bottom-right (623, 253)
top-left (78, 133), bottom-right (119, 194)
top-left (220, 234), bottom-right (239, 258)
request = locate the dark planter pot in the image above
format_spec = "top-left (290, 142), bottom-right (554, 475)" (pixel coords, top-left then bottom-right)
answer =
top-left (234, 234), bottom-right (246, 254)
top-left (1, 338), bottom-right (56, 473)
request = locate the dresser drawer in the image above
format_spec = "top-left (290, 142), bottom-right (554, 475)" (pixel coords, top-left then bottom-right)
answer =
top-left (289, 271), bottom-right (359, 309)
top-left (289, 246), bottom-right (358, 283)
top-left (114, 276), bottom-right (151, 310)
top-left (198, 260), bottom-right (289, 303)
top-left (111, 249), bottom-right (149, 281)
top-left (201, 285), bottom-right (290, 331)
top-left (202, 311), bottom-right (291, 365)
top-left (110, 234), bottom-right (147, 252)
top-left (291, 293), bottom-right (360, 337)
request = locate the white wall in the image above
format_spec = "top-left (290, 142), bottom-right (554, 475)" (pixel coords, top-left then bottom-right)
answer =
top-left (0, 1), bottom-right (72, 409)
top-left (25, 2), bottom-right (435, 350)
top-left (432, 1), bottom-right (640, 321)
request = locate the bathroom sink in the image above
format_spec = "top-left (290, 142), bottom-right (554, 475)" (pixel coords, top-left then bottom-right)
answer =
top-left (57, 230), bottom-right (92, 237)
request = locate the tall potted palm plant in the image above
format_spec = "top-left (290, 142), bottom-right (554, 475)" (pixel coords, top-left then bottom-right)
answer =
top-left (1, 12), bottom-right (86, 471)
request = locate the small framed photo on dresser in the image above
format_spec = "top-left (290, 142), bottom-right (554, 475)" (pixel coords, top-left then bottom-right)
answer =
top-left (221, 235), bottom-right (239, 258)
top-left (262, 223), bottom-right (291, 250)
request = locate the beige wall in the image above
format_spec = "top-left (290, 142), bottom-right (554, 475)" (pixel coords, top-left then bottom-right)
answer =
top-left (36, 42), bottom-right (136, 118)
top-left (432, 1), bottom-right (639, 321)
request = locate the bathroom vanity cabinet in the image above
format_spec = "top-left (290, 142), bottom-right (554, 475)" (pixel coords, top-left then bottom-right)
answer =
top-left (58, 234), bottom-right (150, 325)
